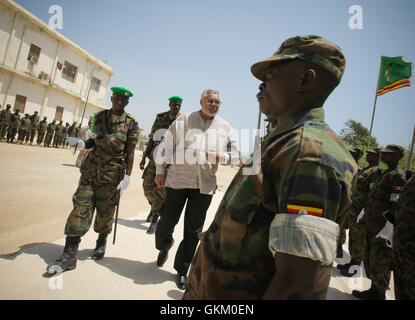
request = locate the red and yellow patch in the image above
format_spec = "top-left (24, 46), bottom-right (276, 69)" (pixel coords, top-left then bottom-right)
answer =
top-left (287, 204), bottom-right (323, 217)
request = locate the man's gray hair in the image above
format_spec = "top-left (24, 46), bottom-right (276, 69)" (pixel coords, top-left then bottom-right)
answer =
top-left (201, 89), bottom-right (220, 100)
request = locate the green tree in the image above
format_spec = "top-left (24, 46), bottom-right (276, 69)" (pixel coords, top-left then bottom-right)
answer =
top-left (339, 119), bottom-right (379, 150)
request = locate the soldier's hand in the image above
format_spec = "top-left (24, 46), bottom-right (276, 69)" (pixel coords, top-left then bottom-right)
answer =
top-left (117, 175), bottom-right (131, 197)
top-left (155, 174), bottom-right (165, 189)
top-left (139, 158), bottom-right (146, 170)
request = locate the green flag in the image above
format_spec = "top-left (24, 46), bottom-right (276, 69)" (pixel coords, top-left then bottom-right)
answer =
top-left (377, 56), bottom-right (412, 96)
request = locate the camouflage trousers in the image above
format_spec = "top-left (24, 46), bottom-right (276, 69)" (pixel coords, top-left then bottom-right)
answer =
top-left (44, 132), bottom-right (53, 146)
top-left (26, 128), bottom-right (37, 143)
top-left (363, 234), bottom-right (394, 292)
top-left (142, 160), bottom-right (166, 212)
top-left (7, 127), bottom-right (18, 142)
top-left (0, 123), bottom-right (9, 139)
top-left (393, 249), bottom-right (415, 299)
top-left (18, 129), bottom-right (28, 142)
top-left (53, 135), bottom-right (61, 147)
top-left (36, 131), bottom-right (46, 145)
top-left (348, 224), bottom-right (365, 264)
top-left (64, 175), bottom-right (118, 237)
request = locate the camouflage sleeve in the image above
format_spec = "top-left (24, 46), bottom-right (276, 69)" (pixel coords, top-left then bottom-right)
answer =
top-left (126, 118), bottom-right (140, 145)
top-left (269, 161), bottom-right (347, 265)
top-left (148, 116), bottom-right (159, 141)
top-left (393, 175), bottom-right (415, 252)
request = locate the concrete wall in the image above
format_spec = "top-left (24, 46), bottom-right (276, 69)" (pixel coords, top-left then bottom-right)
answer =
top-left (0, 0), bottom-right (113, 125)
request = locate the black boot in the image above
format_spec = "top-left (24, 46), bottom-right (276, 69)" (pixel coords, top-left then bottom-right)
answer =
top-left (146, 212), bottom-right (159, 234)
top-left (46, 236), bottom-right (81, 274)
top-left (146, 211), bottom-right (155, 223)
top-left (91, 234), bottom-right (107, 260)
top-left (336, 243), bottom-right (343, 258)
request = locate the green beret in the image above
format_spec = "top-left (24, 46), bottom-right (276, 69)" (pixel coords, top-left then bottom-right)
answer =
top-left (169, 95), bottom-right (183, 103)
top-left (15, 108), bottom-right (20, 111)
top-left (111, 86), bottom-right (133, 98)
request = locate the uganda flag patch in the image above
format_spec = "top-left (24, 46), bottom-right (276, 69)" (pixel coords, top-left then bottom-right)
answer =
top-left (287, 204), bottom-right (323, 217)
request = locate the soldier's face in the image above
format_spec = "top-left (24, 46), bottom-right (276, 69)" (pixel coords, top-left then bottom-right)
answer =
top-left (200, 93), bottom-right (221, 118)
top-left (111, 93), bottom-right (129, 114)
top-left (257, 60), bottom-right (304, 119)
top-left (380, 152), bottom-right (400, 166)
top-left (169, 101), bottom-right (181, 116)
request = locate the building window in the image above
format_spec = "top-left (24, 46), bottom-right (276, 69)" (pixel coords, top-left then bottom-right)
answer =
top-left (55, 106), bottom-right (64, 121)
top-left (14, 95), bottom-right (27, 113)
top-left (90, 76), bottom-right (102, 92)
top-left (62, 61), bottom-right (78, 82)
top-left (27, 43), bottom-right (41, 64)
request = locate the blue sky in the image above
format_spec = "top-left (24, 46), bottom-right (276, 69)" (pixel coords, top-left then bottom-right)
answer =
top-left (15, 0), bottom-right (415, 149)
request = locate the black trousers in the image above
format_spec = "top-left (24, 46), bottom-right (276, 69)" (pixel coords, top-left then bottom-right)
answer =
top-left (155, 187), bottom-right (212, 275)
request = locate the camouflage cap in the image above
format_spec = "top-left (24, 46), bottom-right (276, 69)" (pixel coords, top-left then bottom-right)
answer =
top-left (380, 144), bottom-right (404, 157)
top-left (251, 35), bottom-right (346, 84)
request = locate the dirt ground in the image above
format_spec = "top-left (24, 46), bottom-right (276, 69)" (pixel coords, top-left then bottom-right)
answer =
top-left (0, 142), bottom-right (236, 255)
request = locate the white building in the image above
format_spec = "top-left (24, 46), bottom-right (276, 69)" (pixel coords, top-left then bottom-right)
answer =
top-left (0, 0), bottom-right (114, 126)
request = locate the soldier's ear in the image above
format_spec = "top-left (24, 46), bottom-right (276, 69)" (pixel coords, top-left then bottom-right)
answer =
top-left (298, 69), bottom-right (316, 92)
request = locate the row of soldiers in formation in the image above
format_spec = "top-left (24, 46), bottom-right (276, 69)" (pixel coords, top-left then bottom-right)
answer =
top-left (333, 145), bottom-right (414, 300)
top-left (0, 104), bottom-right (80, 148)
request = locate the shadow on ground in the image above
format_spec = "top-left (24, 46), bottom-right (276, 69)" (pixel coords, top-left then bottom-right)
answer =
top-left (117, 218), bottom-right (149, 232)
top-left (95, 256), bottom-right (177, 287)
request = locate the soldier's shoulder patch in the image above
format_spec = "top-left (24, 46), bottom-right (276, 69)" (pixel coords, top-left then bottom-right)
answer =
top-left (287, 204), bottom-right (323, 217)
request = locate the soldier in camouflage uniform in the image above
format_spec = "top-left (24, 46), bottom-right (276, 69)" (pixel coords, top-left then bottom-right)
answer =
top-left (337, 148), bottom-right (382, 276)
top-left (392, 174), bottom-right (415, 299)
top-left (60, 122), bottom-right (70, 148)
top-left (0, 104), bottom-right (12, 142)
top-left (183, 35), bottom-right (358, 299)
top-left (354, 144), bottom-right (406, 300)
top-left (17, 113), bottom-right (31, 144)
top-left (53, 120), bottom-right (64, 148)
top-left (36, 116), bottom-right (48, 146)
top-left (337, 147), bottom-right (363, 259)
top-left (44, 120), bottom-right (56, 147)
top-left (26, 111), bottom-right (39, 145)
top-left (139, 96), bottom-right (182, 234)
top-left (6, 108), bottom-right (20, 144)
top-left (46, 86), bottom-right (139, 274)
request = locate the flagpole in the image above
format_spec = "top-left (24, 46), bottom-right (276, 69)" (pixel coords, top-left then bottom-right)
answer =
top-left (367, 57), bottom-right (383, 149)
top-left (406, 123), bottom-right (415, 173)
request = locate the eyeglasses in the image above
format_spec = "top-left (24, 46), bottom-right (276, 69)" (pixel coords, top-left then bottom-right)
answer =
top-left (205, 98), bottom-right (222, 106)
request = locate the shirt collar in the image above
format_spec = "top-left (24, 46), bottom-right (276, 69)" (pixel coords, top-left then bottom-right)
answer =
top-left (264, 107), bottom-right (325, 143)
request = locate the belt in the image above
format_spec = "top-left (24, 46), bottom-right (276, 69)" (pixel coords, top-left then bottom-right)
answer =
top-left (94, 146), bottom-right (125, 168)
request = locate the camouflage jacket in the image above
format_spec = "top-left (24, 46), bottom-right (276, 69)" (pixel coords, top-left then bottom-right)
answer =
top-left (186, 107), bottom-right (358, 299)
top-left (37, 120), bottom-right (48, 132)
top-left (9, 113), bottom-right (20, 128)
top-left (62, 125), bottom-right (69, 137)
top-left (147, 111), bottom-right (179, 161)
top-left (29, 114), bottom-right (39, 130)
top-left (19, 117), bottom-right (31, 130)
top-left (393, 174), bottom-right (415, 254)
top-left (348, 164), bottom-right (383, 222)
top-left (46, 122), bottom-right (56, 134)
top-left (0, 109), bottom-right (11, 124)
top-left (360, 165), bottom-right (406, 234)
top-left (68, 124), bottom-right (76, 137)
top-left (54, 124), bottom-right (64, 135)
top-left (81, 109), bottom-right (139, 185)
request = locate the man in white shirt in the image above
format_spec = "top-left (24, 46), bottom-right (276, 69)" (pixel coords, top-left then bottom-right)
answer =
top-left (154, 89), bottom-right (238, 290)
